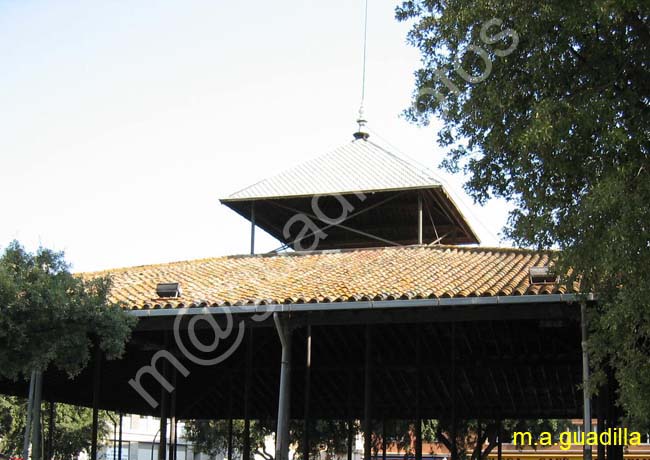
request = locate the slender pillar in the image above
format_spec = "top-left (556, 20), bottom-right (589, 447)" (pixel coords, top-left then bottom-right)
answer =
top-left (415, 326), bottom-right (422, 460)
top-left (227, 419), bottom-right (234, 460)
top-left (31, 371), bottom-right (44, 460)
top-left (597, 393), bottom-right (605, 460)
top-left (417, 193), bottom-right (423, 245)
top-left (497, 420), bottom-right (502, 460)
top-left (606, 371), bottom-right (614, 460)
top-left (169, 403), bottom-right (176, 460)
top-left (243, 330), bottom-right (253, 460)
top-left (159, 338), bottom-right (170, 460)
top-left (227, 374), bottom-right (233, 460)
top-left (451, 323), bottom-right (457, 460)
top-left (476, 420), bottom-right (482, 460)
top-left (274, 313), bottom-right (292, 460)
top-left (113, 419), bottom-right (118, 460)
top-left (363, 325), bottom-right (373, 460)
top-left (347, 418), bottom-right (354, 460)
top-left (91, 347), bottom-right (102, 460)
top-left (47, 402), bottom-right (55, 460)
top-left (243, 418), bottom-right (251, 460)
top-left (169, 369), bottom-right (177, 460)
top-left (22, 371), bottom-right (37, 460)
top-left (347, 370), bottom-right (353, 460)
top-left (250, 202), bottom-right (256, 255)
top-left (303, 325), bottom-right (312, 460)
top-left (581, 303), bottom-right (592, 460)
top-left (381, 419), bottom-right (387, 460)
top-left (118, 414), bottom-right (124, 460)
top-left (158, 406), bottom-right (168, 460)
top-left (158, 377), bottom-right (170, 460)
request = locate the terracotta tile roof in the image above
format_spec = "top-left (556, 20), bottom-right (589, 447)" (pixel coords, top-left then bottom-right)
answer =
top-left (85, 246), bottom-right (575, 310)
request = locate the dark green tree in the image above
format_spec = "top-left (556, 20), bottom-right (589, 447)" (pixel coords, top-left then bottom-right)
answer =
top-left (376, 419), bottom-right (570, 460)
top-left (396, 0), bottom-right (649, 428)
top-left (0, 241), bottom-right (136, 380)
top-left (0, 396), bottom-right (110, 460)
top-left (184, 419), bottom-right (353, 460)
top-left (423, 419), bottom-right (571, 460)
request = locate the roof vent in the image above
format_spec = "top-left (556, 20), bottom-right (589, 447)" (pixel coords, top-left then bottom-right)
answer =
top-left (529, 267), bottom-right (558, 284)
top-left (156, 282), bottom-right (182, 298)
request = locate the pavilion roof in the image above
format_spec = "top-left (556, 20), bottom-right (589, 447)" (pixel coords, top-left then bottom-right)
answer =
top-left (222, 139), bottom-right (442, 201)
top-left (86, 245), bottom-right (574, 310)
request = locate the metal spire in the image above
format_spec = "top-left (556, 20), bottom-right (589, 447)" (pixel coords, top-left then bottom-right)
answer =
top-left (354, 0), bottom-right (370, 140)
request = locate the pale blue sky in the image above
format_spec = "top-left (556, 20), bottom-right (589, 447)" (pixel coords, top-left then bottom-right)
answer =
top-left (0, 0), bottom-right (512, 272)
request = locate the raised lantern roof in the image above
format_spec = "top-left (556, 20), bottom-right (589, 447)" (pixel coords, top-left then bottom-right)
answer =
top-left (220, 136), bottom-right (480, 250)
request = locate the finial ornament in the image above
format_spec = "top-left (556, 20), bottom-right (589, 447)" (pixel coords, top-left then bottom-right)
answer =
top-left (354, 0), bottom-right (370, 141)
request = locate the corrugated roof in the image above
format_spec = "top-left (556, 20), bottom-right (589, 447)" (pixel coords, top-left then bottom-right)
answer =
top-left (86, 245), bottom-right (574, 310)
top-left (222, 139), bottom-right (442, 201)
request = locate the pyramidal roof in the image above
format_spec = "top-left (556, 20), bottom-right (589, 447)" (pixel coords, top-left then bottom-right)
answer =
top-left (223, 138), bottom-right (442, 201)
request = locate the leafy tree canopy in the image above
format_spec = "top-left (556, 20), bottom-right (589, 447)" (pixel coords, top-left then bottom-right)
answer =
top-left (0, 241), bottom-right (136, 380)
top-left (0, 396), bottom-right (110, 460)
top-left (396, 0), bottom-right (649, 427)
top-left (186, 417), bottom-right (571, 460)
top-left (184, 419), bottom-right (352, 460)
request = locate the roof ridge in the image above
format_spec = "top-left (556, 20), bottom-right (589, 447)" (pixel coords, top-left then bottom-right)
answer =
top-left (81, 244), bottom-right (556, 276)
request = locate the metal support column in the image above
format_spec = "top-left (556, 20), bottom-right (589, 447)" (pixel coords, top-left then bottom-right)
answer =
top-left (581, 302), bottom-right (592, 460)
top-left (31, 371), bottom-right (43, 460)
top-left (415, 326), bottom-right (422, 460)
top-left (228, 375), bottom-right (233, 460)
top-left (347, 419), bottom-right (354, 460)
top-left (118, 414), bottom-right (124, 460)
top-left (243, 329), bottom-right (253, 460)
top-left (363, 325), bottom-right (373, 460)
top-left (451, 323), bottom-right (457, 460)
top-left (22, 371), bottom-right (36, 460)
top-left (91, 347), bottom-right (102, 460)
top-left (227, 419), bottom-right (233, 460)
top-left (158, 336), bottom-right (170, 460)
top-left (169, 369), bottom-right (177, 460)
top-left (417, 193), bottom-right (423, 245)
top-left (381, 418), bottom-right (387, 460)
top-left (597, 393), bottom-right (605, 460)
top-left (112, 417), bottom-right (117, 460)
top-left (274, 313), bottom-right (292, 460)
top-left (158, 395), bottom-right (168, 460)
top-left (497, 420), bottom-right (502, 460)
top-left (47, 403), bottom-right (55, 460)
top-left (303, 325), bottom-right (312, 460)
top-left (347, 369), bottom-right (353, 460)
top-left (250, 202), bottom-right (256, 255)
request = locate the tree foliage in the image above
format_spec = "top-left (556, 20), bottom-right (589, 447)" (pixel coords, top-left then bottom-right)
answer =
top-left (0, 241), bottom-right (136, 380)
top-left (0, 396), bottom-right (110, 460)
top-left (374, 419), bottom-right (570, 460)
top-left (396, 0), bottom-right (650, 427)
top-left (186, 417), bottom-right (571, 460)
top-left (184, 419), bottom-right (352, 460)
top-left (424, 419), bottom-right (571, 460)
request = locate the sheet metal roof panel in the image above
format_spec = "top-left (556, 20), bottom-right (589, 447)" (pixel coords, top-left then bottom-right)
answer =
top-left (223, 139), bottom-right (442, 201)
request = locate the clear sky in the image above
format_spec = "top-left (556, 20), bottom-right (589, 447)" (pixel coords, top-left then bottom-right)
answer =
top-left (0, 0), bottom-right (512, 272)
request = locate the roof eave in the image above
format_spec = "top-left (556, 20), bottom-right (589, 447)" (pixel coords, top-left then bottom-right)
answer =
top-left (128, 293), bottom-right (591, 317)
top-left (219, 184), bottom-right (443, 203)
